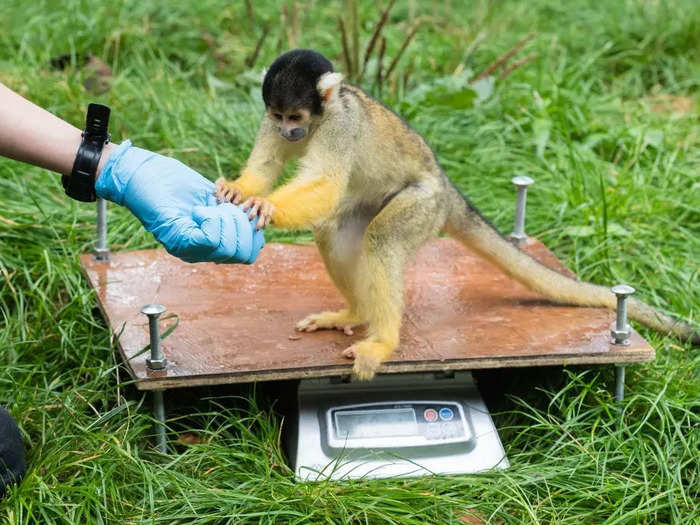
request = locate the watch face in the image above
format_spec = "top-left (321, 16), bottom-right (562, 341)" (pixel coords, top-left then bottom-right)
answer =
top-left (85, 103), bottom-right (111, 141)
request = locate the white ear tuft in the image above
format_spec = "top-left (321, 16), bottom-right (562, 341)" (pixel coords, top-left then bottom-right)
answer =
top-left (260, 67), bottom-right (268, 83)
top-left (317, 72), bottom-right (344, 93)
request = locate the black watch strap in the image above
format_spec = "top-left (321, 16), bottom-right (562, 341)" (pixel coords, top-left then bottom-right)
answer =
top-left (63, 103), bottom-right (111, 202)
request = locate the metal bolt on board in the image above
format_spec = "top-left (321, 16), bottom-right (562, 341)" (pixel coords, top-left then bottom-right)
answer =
top-left (610, 285), bottom-right (635, 346)
top-left (141, 304), bottom-right (168, 370)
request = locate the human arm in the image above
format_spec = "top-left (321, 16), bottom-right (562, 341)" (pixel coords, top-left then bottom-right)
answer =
top-left (0, 82), bottom-right (117, 176)
top-left (0, 83), bottom-right (264, 264)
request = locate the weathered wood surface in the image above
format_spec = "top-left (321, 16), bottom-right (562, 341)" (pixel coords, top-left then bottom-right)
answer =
top-left (81, 238), bottom-right (654, 390)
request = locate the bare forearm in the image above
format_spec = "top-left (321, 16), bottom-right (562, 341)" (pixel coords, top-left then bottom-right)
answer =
top-left (0, 83), bottom-right (116, 177)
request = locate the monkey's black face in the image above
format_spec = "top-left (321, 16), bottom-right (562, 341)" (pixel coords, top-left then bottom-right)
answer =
top-left (268, 107), bottom-right (312, 142)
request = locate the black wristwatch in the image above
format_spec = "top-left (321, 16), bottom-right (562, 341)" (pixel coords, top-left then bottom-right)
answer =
top-left (62, 103), bottom-right (111, 202)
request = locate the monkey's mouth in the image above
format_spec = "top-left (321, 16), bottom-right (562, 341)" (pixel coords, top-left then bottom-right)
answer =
top-left (283, 134), bottom-right (306, 142)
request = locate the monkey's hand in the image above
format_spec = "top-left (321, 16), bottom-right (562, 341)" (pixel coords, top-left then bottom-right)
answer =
top-left (214, 178), bottom-right (245, 205)
top-left (242, 197), bottom-right (274, 230)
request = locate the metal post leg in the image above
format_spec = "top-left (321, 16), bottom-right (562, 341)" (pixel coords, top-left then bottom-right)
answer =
top-left (141, 304), bottom-right (168, 451)
top-left (153, 389), bottom-right (167, 453)
top-left (510, 175), bottom-right (534, 244)
top-left (95, 198), bottom-right (109, 261)
top-left (614, 365), bottom-right (625, 402)
top-left (610, 284), bottom-right (633, 403)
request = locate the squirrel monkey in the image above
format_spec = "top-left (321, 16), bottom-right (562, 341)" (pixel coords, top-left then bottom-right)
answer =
top-left (216, 49), bottom-right (699, 380)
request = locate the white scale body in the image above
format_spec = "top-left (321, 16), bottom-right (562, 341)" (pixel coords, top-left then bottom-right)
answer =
top-left (288, 372), bottom-right (508, 480)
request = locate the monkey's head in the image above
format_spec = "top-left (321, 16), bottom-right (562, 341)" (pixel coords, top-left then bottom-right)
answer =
top-left (262, 49), bottom-right (343, 142)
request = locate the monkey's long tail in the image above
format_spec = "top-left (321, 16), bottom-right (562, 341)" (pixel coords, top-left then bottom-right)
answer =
top-left (444, 184), bottom-right (700, 344)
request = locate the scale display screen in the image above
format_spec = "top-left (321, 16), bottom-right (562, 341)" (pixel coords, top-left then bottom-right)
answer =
top-left (327, 401), bottom-right (470, 448)
top-left (335, 408), bottom-right (417, 439)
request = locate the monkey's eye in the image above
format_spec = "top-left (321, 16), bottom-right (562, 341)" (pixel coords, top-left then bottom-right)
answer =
top-left (288, 114), bottom-right (302, 122)
top-left (272, 113), bottom-right (283, 121)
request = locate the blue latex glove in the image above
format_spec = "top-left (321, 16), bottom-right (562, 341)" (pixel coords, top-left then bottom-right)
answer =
top-left (96, 140), bottom-right (264, 264)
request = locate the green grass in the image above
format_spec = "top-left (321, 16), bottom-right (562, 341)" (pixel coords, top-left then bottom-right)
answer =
top-left (1, 0), bottom-right (699, 522)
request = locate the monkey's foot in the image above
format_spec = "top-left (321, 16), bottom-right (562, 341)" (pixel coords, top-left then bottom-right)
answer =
top-left (343, 339), bottom-right (395, 381)
top-left (295, 309), bottom-right (362, 335)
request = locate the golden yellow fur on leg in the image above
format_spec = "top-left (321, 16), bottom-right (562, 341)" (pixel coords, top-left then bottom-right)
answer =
top-left (296, 308), bottom-right (363, 335)
top-left (301, 231), bottom-right (367, 335)
top-left (340, 249), bottom-right (404, 380)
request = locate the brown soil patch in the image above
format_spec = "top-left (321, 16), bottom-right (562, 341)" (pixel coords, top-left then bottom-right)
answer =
top-left (648, 94), bottom-right (696, 115)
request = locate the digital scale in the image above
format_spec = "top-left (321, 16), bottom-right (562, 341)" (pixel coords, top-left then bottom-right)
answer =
top-left (286, 371), bottom-right (508, 480)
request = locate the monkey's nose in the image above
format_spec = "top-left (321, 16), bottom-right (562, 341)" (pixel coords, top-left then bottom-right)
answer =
top-left (284, 128), bottom-right (306, 141)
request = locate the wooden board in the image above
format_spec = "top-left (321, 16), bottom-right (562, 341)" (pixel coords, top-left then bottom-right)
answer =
top-left (80, 238), bottom-right (654, 390)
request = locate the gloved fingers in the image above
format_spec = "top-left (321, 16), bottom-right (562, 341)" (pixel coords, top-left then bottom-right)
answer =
top-left (192, 203), bottom-right (262, 263)
top-left (224, 204), bottom-right (264, 264)
top-left (190, 205), bottom-right (224, 249)
top-left (205, 190), bottom-right (220, 208)
top-left (225, 203), bottom-right (254, 262)
top-left (151, 219), bottom-right (213, 263)
top-left (159, 212), bottom-right (221, 262)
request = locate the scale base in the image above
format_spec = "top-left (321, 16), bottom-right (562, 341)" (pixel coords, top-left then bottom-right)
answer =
top-left (289, 372), bottom-right (508, 481)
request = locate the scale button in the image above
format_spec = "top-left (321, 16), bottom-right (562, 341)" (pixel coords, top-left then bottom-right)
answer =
top-left (423, 408), bottom-right (438, 422)
top-left (439, 407), bottom-right (454, 421)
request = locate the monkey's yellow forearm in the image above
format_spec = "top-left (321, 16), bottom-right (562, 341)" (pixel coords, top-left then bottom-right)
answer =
top-left (231, 171), bottom-right (273, 198)
top-left (268, 176), bottom-right (342, 229)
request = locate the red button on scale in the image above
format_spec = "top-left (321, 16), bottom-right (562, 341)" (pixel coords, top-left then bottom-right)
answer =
top-left (424, 408), bottom-right (438, 422)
